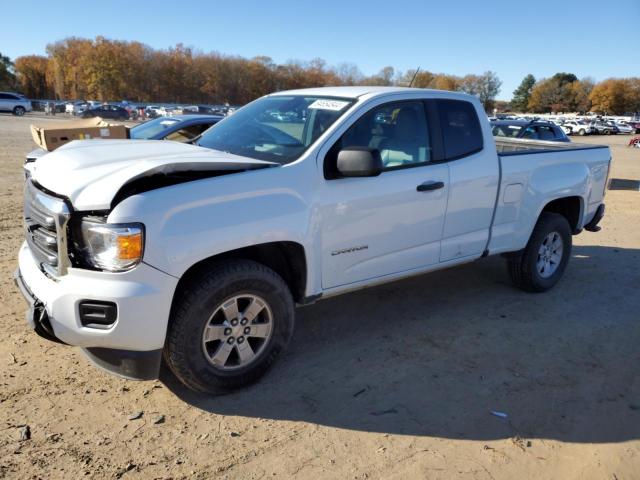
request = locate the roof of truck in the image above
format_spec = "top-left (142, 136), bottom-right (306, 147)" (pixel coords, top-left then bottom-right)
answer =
top-left (270, 86), bottom-right (476, 100)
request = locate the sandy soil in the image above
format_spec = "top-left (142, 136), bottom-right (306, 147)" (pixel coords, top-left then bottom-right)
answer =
top-left (0, 113), bottom-right (639, 479)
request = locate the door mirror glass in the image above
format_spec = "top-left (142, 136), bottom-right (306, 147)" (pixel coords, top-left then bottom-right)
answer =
top-left (337, 147), bottom-right (383, 177)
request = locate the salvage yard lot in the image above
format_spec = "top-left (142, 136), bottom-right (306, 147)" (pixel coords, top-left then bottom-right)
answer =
top-left (0, 115), bottom-right (638, 479)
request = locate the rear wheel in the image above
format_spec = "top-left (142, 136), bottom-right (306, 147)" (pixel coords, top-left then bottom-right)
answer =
top-left (578, 128), bottom-right (586, 136)
top-left (507, 212), bottom-right (572, 292)
top-left (13, 106), bottom-right (25, 116)
top-left (164, 260), bottom-right (295, 394)
top-left (604, 129), bottom-right (611, 135)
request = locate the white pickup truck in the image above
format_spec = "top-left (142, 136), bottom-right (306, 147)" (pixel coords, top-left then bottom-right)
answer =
top-left (15, 87), bottom-right (610, 393)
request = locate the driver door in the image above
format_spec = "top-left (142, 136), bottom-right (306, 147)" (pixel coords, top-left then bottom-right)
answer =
top-left (319, 100), bottom-right (449, 289)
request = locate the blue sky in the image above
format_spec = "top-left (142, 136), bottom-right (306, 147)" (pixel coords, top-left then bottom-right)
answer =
top-left (1, 0), bottom-right (637, 100)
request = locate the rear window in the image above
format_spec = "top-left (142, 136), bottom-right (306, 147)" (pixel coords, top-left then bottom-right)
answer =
top-left (437, 100), bottom-right (483, 159)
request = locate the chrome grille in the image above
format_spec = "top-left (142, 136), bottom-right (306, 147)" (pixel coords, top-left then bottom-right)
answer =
top-left (23, 181), bottom-right (71, 277)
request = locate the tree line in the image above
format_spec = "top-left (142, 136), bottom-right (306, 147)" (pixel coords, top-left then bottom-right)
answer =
top-left (2, 37), bottom-right (638, 115)
top-left (2, 37), bottom-right (503, 110)
top-left (510, 73), bottom-right (640, 115)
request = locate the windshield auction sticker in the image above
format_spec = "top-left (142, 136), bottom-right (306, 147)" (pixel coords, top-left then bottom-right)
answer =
top-left (308, 99), bottom-right (350, 111)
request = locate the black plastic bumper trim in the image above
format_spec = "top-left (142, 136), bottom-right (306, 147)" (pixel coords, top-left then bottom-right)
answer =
top-left (82, 347), bottom-right (162, 380)
top-left (584, 204), bottom-right (605, 232)
top-left (79, 300), bottom-right (118, 329)
top-left (13, 268), bottom-right (67, 345)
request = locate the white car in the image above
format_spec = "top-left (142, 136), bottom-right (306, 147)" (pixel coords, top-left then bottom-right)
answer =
top-left (564, 121), bottom-right (593, 136)
top-left (16, 86), bottom-right (610, 393)
top-left (65, 101), bottom-right (89, 115)
top-left (0, 91), bottom-right (32, 116)
top-left (559, 124), bottom-right (572, 135)
top-left (611, 122), bottom-right (633, 134)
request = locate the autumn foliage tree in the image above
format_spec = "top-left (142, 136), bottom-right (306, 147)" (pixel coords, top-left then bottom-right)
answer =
top-left (527, 73), bottom-right (594, 113)
top-left (13, 56), bottom-right (51, 98)
top-left (589, 78), bottom-right (640, 115)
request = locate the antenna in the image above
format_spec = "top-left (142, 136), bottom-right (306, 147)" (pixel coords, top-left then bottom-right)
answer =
top-left (408, 67), bottom-right (420, 87)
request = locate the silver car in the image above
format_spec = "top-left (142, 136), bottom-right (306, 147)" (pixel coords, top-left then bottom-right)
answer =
top-left (0, 92), bottom-right (32, 116)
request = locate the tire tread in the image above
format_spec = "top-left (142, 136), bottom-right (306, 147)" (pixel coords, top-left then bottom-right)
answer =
top-left (164, 259), bottom-right (294, 393)
top-left (507, 212), bottom-right (571, 293)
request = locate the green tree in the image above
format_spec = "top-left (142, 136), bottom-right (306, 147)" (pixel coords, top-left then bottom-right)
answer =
top-left (511, 74), bottom-right (536, 112)
top-left (0, 52), bottom-right (16, 90)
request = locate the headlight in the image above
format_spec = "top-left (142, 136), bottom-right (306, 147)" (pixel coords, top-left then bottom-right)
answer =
top-left (80, 221), bottom-right (144, 272)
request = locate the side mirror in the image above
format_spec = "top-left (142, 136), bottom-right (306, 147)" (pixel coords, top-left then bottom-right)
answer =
top-left (336, 147), bottom-right (383, 178)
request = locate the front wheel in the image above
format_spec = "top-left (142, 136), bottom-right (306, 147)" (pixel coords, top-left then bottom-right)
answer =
top-left (507, 212), bottom-right (572, 292)
top-left (13, 106), bottom-right (25, 116)
top-left (164, 260), bottom-right (295, 394)
top-left (578, 129), bottom-right (586, 136)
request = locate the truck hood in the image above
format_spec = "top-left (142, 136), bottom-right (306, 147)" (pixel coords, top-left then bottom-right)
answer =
top-left (30, 139), bottom-right (277, 211)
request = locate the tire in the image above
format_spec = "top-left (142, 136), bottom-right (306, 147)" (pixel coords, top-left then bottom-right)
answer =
top-left (578, 129), bottom-right (586, 136)
top-left (164, 259), bottom-right (295, 394)
top-left (507, 212), bottom-right (572, 293)
top-left (13, 106), bottom-right (25, 116)
top-left (604, 129), bottom-right (611, 135)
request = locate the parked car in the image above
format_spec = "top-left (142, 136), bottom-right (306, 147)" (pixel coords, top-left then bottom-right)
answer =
top-left (16, 87), bottom-right (610, 393)
top-left (491, 120), bottom-right (570, 142)
top-left (0, 91), bottom-right (32, 116)
top-left (144, 106), bottom-right (161, 118)
top-left (610, 121), bottom-right (633, 134)
top-left (590, 121), bottom-right (619, 135)
top-left (130, 115), bottom-right (223, 141)
top-left (626, 121), bottom-right (640, 134)
top-left (65, 101), bottom-right (87, 115)
top-left (563, 120), bottom-right (593, 136)
top-left (81, 104), bottom-right (130, 120)
top-left (181, 105), bottom-right (222, 115)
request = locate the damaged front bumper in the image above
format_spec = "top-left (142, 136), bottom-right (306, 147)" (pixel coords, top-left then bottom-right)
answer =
top-left (13, 242), bottom-right (178, 380)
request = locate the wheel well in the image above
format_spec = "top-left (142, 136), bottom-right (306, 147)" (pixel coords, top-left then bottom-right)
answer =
top-left (174, 241), bottom-right (307, 303)
top-left (541, 196), bottom-right (582, 233)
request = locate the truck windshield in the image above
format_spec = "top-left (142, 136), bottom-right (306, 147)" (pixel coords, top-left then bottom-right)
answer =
top-left (196, 95), bottom-right (354, 164)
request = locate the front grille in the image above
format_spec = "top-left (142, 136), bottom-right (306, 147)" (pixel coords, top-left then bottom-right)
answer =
top-left (23, 181), bottom-right (71, 277)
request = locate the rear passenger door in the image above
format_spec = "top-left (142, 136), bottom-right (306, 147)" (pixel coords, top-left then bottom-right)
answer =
top-left (432, 99), bottom-right (500, 262)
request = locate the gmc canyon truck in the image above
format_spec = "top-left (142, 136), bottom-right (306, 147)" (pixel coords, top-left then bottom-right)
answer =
top-left (15, 87), bottom-right (610, 394)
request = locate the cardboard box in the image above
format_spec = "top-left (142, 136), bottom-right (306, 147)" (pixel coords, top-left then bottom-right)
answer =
top-left (30, 118), bottom-right (130, 151)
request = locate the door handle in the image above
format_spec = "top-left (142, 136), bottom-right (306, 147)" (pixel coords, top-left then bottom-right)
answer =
top-left (416, 181), bottom-right (445, 192)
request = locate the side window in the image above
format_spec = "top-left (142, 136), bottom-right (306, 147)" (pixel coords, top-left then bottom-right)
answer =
top-left (436, 100), bottom-right (483, 159)
top-left (522, 126), bottom-right (539, 139)
top-left (536, 125), bottom-right (556, 141)
top-left (325, 101), bottom-right (431, 177)
top-left (0, 93), bottom-right (9, 100)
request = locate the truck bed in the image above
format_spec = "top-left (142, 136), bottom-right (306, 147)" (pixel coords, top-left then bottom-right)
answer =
top-left (495, 137), bottom-right (608, 155)
top-left (488, 137), bottom-right (611, 256)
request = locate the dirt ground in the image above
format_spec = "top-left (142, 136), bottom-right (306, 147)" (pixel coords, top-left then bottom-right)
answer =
top-left (0, 113), bottom-right (638, 479)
